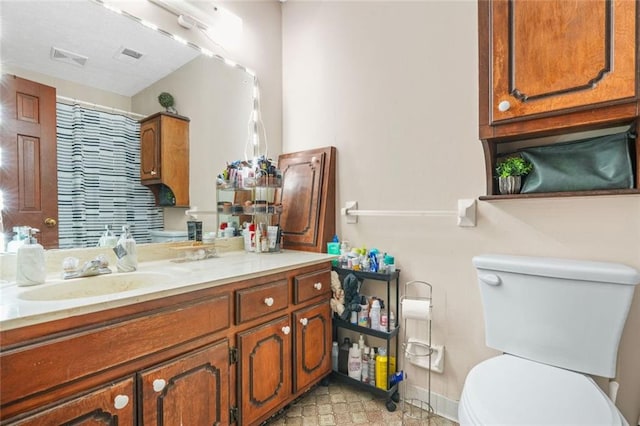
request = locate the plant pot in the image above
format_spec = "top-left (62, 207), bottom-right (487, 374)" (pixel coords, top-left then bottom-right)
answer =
top-left (498, 176), bottom-right (522, 194)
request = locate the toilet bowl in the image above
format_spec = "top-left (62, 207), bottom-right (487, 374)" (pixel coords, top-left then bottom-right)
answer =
top-left (459, 255), bottom-right (640, 426)
top-left (458, 355), bottom-right (627, 425)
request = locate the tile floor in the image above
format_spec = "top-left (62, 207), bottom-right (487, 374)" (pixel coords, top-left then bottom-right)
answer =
top-left (262, 380), bottom-right (458, 426)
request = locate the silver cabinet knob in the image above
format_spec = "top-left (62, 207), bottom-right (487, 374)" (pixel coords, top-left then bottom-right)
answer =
top-left (498, 100), bottom-right (511, 112)
top-left (153, 378), bottom-right (167, 392)
top-left (114, 394), bottom-right (129, 410)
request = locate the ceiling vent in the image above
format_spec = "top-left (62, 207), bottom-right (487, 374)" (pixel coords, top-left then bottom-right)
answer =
top-left (114, 46), bottom-right (144, 64)
top-left (50, 46), bottom-right (88, 67)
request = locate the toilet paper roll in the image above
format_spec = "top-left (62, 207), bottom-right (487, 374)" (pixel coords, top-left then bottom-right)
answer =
top-left (401, 298), bottom-right (431, 321)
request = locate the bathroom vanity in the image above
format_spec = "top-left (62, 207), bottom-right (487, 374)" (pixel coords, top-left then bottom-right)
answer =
top-left (0, 251), bottom-right (334, 425)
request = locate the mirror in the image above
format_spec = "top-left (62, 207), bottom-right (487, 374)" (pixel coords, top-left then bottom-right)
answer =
top-left (1, 0), bottom-right (254, 248)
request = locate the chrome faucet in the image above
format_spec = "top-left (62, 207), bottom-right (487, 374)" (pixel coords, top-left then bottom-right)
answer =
top-left (62, 255), bottom-right (112, 279)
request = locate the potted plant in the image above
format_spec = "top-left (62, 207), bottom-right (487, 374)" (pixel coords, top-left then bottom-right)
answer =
top-left (157, 92), bottom-right (177, 114)
top-left (495, 156), bottom-right (533, 194)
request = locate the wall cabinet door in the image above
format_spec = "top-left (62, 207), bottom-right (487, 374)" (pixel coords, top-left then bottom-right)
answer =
top-left (293, 302), bottom-right (332, 393)
top-left (238, 316), bottom-right (292, 425)
top-left (487, 0), bottom-right (636, 125)
top-left (138, 340), bottom-right (230, 426)
top-left (278, 147), bottom-right (336, 253)
top-left (140, 115), bottom-right (161, 182)
top-left (9, 377), bottom-right (135, 425)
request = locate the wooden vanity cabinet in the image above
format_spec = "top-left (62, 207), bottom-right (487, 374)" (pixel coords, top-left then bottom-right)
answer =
top-left (478, 0), bottom-right (640, 198)
top-left (1, 261), bottom-right (333, 426)
top-left (139, 112), bottom-right (190, 207)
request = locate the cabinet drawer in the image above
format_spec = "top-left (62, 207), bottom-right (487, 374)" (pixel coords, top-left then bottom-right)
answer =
top-left (294, 269), bottom-right (331, 304)
top-left (236, 279), bottom-right (288, 324)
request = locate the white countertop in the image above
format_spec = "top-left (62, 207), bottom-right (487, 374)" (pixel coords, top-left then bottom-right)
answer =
top-left (0, 250), bottom-right (334, 331)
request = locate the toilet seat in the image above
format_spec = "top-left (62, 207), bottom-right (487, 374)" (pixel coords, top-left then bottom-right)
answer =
top-left (459, 355), bottom-right (627, 425)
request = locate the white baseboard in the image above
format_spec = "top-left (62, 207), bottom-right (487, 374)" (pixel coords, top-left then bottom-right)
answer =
top-left (402, 383), bottom-right (459, 423)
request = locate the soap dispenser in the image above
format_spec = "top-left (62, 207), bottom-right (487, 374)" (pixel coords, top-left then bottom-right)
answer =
top-left (98, 225), bottom-right (118, 248)
top-left (114, 225), bottom-right (137, 272)
top-left (16, 227), bottom-right (46, 286)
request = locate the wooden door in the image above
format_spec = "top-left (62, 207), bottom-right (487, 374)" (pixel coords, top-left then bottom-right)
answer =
top-left (238, 316), bottom-right (291, 425)
top-left (0, 75), bottom-right (59, 248)
top-left (138, 339), bottom-right (230, 425)
top-left (139, 115), bottom-right (161, 182)
top-left (9, 377), bottom-right (135, 425)
top-left (293, 302), bottom-right (332, 392)
top-left (278, 147), bottom-right (336, 253)
top-left (488, 0), bottom-right (636, 123)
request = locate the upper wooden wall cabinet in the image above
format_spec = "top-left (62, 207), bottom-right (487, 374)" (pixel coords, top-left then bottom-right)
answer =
top-left (139, 112), bottom-right (190, 207)
top-left (478, 0), bottom-right (639, 199)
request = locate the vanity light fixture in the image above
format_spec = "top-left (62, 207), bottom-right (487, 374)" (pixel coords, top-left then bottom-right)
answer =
top-left (147, 0), bottom-right (243, 50)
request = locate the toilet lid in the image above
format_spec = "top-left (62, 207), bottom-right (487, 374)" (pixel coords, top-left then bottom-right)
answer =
top-left (461, 355), bottom-right (625, 425)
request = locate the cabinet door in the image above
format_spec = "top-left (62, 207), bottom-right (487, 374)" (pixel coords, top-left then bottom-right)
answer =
top-left (293, 302), bottom-right (332, 392)
top-left (278, 147), bottom-right (336, 253)
top-left (488, 0), bottom-right (636, 123)
top-left (238, 316), bottom-right (292, 425)
top-left (139, 340), bottom-right (229, 426)
top-left (140, 116), bottom-right (161, 182)
top-left (9, 377), bottom-right (135, 425)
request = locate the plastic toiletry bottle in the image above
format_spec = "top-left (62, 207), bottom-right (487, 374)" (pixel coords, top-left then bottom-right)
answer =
top-left (368, 347), bottom-right (376, 387)
top-left (370, 299), bottom-right (381, 330)
top-left (358, 334), bottom-right (365, 353)
top-left (380, 308), bottom-right (388, 332)
top-left (114, 225), bottom-right (137, 272)
top-left (348, 343), bottom-right (362, 380)
top-left (338, 337), bottom-right (351, 374)
top-left (98, 225), bottom-right (118, 248)
top-left (358, 302), bottom-right (369, 327)
top-left (375, 347), bottom-right (388, 390)
top-left (16, 228), bottom-right (46, 287)
top-left (331, 342), bottom-right (339, 372)
top-left (389, 310), bottom-right (396, 330)
top-left (361, 345), bottom-right (370, 383)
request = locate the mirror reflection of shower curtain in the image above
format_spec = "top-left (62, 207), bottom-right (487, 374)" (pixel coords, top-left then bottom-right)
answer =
top-left (56, 103), bottom-right (163, 248)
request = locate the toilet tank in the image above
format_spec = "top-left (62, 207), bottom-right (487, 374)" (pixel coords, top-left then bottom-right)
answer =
top-left (473, 254), bottom-right (640, 378)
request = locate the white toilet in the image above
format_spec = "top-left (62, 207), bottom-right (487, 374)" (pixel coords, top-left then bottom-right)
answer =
top-left (459, 254), bottom-right (640, 425)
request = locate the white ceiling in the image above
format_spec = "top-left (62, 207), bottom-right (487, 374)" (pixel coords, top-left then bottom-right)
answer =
top-left (1, 0), bottom-right (201, 96)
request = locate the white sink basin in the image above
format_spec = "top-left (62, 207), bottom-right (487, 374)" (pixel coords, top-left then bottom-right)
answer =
top-left (18, 272), bottom-right (173, 301)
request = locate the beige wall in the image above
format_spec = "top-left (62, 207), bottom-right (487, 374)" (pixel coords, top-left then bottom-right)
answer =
top-left (282, 1), bottom-right (640, 423)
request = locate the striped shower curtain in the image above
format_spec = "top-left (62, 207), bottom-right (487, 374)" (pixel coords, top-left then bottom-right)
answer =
top-left (56, 103), bottom-right (163, 248)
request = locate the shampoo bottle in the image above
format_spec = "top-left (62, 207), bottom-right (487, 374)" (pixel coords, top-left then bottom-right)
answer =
top-left (348, 343), bottom-right (362, 380)
top-left (16, 228), bottom-right (46, 286)
top-left (114, 225), bottom-right (137, 272)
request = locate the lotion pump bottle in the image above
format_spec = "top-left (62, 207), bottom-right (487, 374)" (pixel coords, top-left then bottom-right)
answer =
top-left (16, 227), bottom-right (46, 286)
top-left (114, 225), bottom-right (137, 272)
top-left (98, 225), bottom-right (118, 248)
